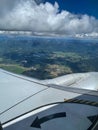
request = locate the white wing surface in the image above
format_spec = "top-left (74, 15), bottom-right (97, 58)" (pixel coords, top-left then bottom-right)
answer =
top-left (0, 69), bottom-right (98, 130)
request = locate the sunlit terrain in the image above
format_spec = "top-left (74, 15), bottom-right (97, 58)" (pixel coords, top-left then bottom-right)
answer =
top-left (0, 34), bottom-right (98, 79)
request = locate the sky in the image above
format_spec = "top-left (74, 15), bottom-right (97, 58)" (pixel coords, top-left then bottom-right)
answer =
top-left (46, 0), bottom-right (98, 19)
top-left (0, 0), bottom-right (98, 37)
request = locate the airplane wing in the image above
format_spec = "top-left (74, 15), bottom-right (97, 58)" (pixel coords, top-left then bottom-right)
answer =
top-left (0, 69), bottom-right (98, 130)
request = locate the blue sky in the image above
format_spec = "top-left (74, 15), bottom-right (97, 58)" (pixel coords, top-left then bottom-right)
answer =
top-left (45, 0), bottom-right (98, 18)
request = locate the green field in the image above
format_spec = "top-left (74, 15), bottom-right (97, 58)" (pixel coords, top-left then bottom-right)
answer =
top-left (0, 64), bottom-right (29, 74)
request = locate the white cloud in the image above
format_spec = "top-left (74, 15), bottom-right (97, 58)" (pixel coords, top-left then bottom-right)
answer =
top-left (0, 0), bottom-right (98, 37)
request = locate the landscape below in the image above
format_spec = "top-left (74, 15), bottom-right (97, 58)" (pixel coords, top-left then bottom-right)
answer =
top-left (0, 34), bottom-right (98, 79)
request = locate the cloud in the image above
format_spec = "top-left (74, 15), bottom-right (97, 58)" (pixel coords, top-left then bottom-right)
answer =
top-left (0, 0), bottom-right (98, 37)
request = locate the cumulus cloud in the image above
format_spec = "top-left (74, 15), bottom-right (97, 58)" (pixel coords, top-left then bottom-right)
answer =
top-left (0, 0), bottom-right (98, 37)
